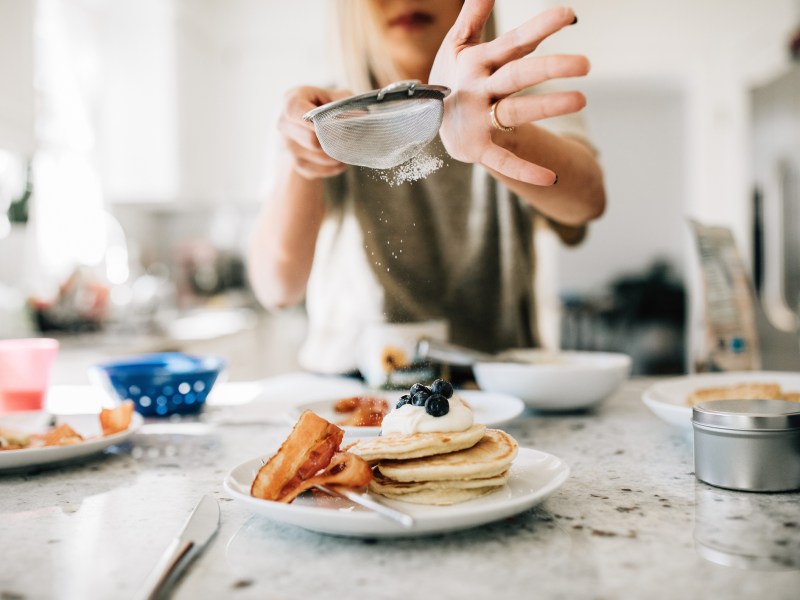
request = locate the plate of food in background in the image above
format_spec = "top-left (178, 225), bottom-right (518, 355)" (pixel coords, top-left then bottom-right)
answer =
top-left (642, 371), bottom-right (800, 431)
top-left (286, 389), bottom-right (526, 437)
top-left (0, 401), bottom-right (141, 470)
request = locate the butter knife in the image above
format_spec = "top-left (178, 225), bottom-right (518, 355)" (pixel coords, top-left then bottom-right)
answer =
top-left (137, 494), bottom-right (220, 600)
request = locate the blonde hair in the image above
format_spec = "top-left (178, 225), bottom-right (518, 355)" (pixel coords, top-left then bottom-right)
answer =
top-left (334, 1), bottom-right (496, 94)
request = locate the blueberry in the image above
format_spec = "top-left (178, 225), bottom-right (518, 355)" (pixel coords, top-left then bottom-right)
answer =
top-left (425, 394), bottom-right (450, 417)
top-left (396, 394), bottom-right (411, 409)
top-left (411, 389), bottom-right (430, 406)
top-left (430, 379), bottom-right (453, 399)
top-left (409, 383), bottom-right (430, 397)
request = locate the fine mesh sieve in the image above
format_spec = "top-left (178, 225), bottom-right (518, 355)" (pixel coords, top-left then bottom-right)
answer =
top-left (303, 80), bottom-right (450, 170)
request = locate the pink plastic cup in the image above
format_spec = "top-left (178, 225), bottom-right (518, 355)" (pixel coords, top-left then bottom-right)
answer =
top-left (0, 338), bottom-right (60, 413)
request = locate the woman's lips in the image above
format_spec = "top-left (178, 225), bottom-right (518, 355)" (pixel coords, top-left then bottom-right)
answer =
top-left (388, 11), bottom-right (434, 30)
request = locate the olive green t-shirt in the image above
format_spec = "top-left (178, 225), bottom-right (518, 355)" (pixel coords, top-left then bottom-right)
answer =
top-left (298, 139), bottom-right (583, 374)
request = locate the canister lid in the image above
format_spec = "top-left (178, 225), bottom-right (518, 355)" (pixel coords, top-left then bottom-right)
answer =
top-left (692, 399), bottom-right (800, 431)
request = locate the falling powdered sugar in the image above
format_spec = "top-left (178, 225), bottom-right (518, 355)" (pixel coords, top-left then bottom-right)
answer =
top-left (373, 151), bottom-right (445, 186)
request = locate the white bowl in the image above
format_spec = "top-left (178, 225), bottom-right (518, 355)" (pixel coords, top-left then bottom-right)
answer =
top-left (472, 350), bottom-right (632, 411)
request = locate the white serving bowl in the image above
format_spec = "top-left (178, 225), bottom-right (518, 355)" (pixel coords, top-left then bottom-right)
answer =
top-left (472, 350), bottom-right (632, 411)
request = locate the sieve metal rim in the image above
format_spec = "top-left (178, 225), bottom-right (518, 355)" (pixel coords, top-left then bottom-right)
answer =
top-left (303, 81), bottom-right (450, 122)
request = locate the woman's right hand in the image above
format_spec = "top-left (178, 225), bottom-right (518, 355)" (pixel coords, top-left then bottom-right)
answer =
top-left (278, 86), bottom-right (352, 180)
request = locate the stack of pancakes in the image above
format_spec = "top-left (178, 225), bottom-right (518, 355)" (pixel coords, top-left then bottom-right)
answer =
top-left (346, 424), bottom-right (518, 505)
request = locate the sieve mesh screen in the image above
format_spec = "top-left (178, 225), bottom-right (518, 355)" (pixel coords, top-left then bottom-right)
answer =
top-left (304, 83), bottom-right (449, 170)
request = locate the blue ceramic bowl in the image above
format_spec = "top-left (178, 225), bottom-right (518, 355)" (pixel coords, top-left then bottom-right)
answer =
top-left (92, 352), bottom-right (226, 417)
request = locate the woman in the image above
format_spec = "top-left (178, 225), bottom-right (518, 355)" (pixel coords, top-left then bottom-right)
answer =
top-left (248, 0), bottom-right (606, 374)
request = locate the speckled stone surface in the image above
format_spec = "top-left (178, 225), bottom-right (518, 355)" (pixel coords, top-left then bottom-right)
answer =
top-left (2, 377), bottom-right (800, 600)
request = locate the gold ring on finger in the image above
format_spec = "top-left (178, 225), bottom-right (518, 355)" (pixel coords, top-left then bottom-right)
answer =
top-left (490, 101), bottom-right (514, 132)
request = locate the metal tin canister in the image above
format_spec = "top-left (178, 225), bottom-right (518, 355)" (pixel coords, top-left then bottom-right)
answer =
top-left (692, 399), bottom-right (800, 492)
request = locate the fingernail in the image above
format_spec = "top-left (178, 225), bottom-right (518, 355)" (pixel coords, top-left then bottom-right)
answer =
top-left (553, 174), bottom-right (559, 185)
top-left (571, 15), bottom-right (578, 25)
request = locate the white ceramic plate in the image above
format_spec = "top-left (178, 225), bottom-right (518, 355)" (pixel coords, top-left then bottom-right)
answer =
top-left (642, 371), bottom-right (800, 431)
top-left (473, 350), bottom-right (631, 411)
top-left (0, 411), bottom-right (143, 470)
top-left (285, 390), bottom-right (526, 437)
top-left (224, 447), bottom-right (568, 538)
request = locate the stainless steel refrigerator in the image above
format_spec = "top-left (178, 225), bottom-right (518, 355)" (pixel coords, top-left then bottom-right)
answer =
top-left (751, 62), bottom-right (800, 371)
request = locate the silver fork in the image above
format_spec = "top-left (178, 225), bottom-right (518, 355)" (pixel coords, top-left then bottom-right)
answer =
top-left (257, 459), bottom-right (415, 528)
top-left (315, 484), bottom-right (415, 529)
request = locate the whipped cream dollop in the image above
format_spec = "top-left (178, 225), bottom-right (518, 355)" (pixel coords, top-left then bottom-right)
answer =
top-left (380, 395), bottom-right (473, 435)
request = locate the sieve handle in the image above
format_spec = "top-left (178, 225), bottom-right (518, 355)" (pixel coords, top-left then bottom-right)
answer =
top-left (376, 80), bottom-right (421, 101)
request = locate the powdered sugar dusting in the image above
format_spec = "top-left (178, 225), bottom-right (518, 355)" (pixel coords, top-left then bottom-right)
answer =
top-left (373, 151), bottom-right (444, 186)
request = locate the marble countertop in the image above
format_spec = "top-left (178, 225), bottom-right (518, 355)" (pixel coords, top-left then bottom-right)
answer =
top-left (2, 376), bottom-right (800, 600)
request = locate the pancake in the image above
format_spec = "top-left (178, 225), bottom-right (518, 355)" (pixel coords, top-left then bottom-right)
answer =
top-left (372, 485), bottom-right (503, 506)
top-left (345, 423), bottom-right (487, 462)
top-left (376, 429), bottom-right (518, 482)
top-left (686, 383), bottom-right (782, 406)
top-left (369, 469), bottom-right (509, 494)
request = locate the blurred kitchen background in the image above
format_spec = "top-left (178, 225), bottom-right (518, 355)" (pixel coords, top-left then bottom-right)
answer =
top-left (1, 0), bottom-right (800, 381)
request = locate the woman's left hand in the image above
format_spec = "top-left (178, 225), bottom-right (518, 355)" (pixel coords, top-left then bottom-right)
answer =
top-left (430, 2), bottom-right (589, 186)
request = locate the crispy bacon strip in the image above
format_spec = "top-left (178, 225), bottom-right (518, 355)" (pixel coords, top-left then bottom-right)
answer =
top-left (278, 451), bottom-right (373, 503)
top-left (37, 423), bottom-right (84, 447)
top-left (251, 410), bottom-right (373, 503)
top-left (100, 401), bottom-right (135, 436)
top-left (334, 396), bottom-right (390, 427)
top-left (251, 410), bottom-right (345, 501)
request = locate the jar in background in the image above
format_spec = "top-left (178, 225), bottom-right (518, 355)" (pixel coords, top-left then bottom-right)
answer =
top-left (356, 319), bottom-right (449, 389)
